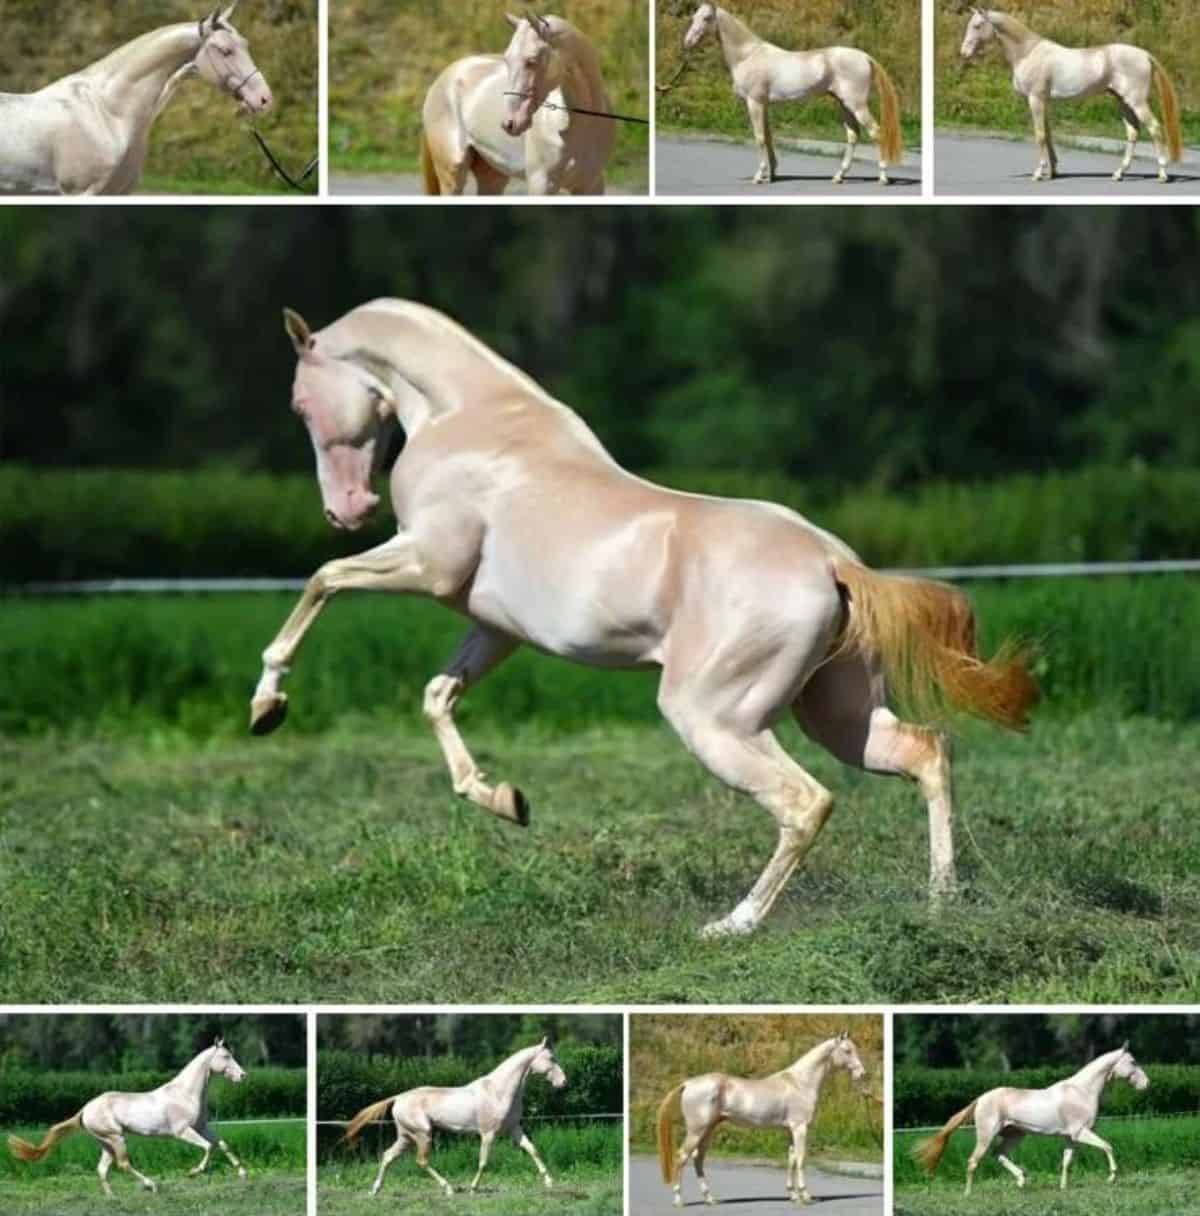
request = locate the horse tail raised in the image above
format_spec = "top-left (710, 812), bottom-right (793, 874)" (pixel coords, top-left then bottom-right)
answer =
top-left (832, 561), bottom-right (1038, 731)
top-left (419, 131), bottom-right (441, 195)
top-left (340, 1096), bottom-right (394, 1147)
top-left (912, 1100), bottom-right (977, 1176)
top-left (1150, 56), bottom-right (1183, 163)
top-left (7, 1111), bottom-right (83, 1163)
top-left (870, 57), bottom-right (903, 164)
top-left (656, 1082), bottom-right (686, 1185)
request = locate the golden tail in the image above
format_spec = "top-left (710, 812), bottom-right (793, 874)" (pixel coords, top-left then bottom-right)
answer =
top-left (833, 561), bottom-right (1038, 731)
top-left (870, 58), bottom-right (904, 164)
top-left (7, 1112), bottom-right (83, 1163)
top-left (419, 131), bottom-right (441, 195)
top-left (656, 1082), bottom-right (686, 1185)
top-left (340, 1096), bottom-right (395, 1147)
top-left (912, 1100), bottom-right (977, 1176)
top-left (1150, 56), bottom-right (1183, 163)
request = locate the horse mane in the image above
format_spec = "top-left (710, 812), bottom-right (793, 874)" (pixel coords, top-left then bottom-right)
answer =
top-left (785, 1037), bottom-right (839, 1076)
top-left (715, 7), bottom-right (759, 46)
top-left (541, 15), bottom-right (602, 76)
top-left (76, 23), bottom-right (198, 78)
top-left (986, 10), bottom-right (1037, 43)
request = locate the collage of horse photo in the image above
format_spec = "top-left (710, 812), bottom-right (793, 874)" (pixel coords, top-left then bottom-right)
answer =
top-left (2, 2), bottom-right (1199, 1215)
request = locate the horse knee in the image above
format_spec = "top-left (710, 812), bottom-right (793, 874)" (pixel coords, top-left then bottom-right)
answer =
top-left (422, 674), bottom-right (462, 722)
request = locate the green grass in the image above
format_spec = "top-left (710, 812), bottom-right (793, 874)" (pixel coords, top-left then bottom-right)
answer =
top-left (1, 711), bottom-right (1197, 1004)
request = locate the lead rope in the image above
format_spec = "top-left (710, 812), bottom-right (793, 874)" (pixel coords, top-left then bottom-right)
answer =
top-left (656, 52), bottom-right (692, 93)
top-left (502, 91), bottom-right (648, 124)
top-left (856, 1080), bottom-right (885, 1147)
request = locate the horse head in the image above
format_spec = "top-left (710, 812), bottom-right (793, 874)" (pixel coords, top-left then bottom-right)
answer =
top-left (831, 1031), bottom-right (867, 1082)
top-left (1110, 1043), bottom-right (1149, 1092)
top-left (210, 1037), bottom-right (247, 1083)
top-left (530, 1037), bottom-right (568, 1090)
top-left (196, 4), bottom-right (273, 116)
top-left (684, 3), bottom-right (719, 51)
top-left (500, 13), bottom-right (563, 136)
top-left (283, 308), bottom-right (403, 532)
top-left (960, 9), bottom-right (996, 60)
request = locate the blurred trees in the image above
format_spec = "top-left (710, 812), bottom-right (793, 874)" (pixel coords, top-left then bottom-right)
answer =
top-left (2, 206), bottom-right (1199, 493)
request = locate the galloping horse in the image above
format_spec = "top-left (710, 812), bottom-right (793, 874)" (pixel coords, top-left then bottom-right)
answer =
top-left (682, 4), bottom-right (903, 185)
top-left (657, 1033), bottom-right (867, 1206)
top-left (914, 1043), bottom-right (1150, 1194)
top-left (252, 299), bottom-right (1037, 938)
top-left (0, 3), bottom-right (272, 195)
top-left (7, 1039), bottom-right (248, 1196)
top-left (420, 13), bottom-right (614, 195)
top-left (341, 1038), bottom-right (567, 1196)
top-left (960, 8), bottom-right (1183, 183)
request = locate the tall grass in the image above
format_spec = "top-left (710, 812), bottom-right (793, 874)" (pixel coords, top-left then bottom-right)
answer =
top-left (329, 0), bottom-right (648, 187)
top-left (935, 0), bottom-right (1200, 145)
top-left (629, 1014), bottom-right (883, 1161)
top-left (656, 0), bottom-right (920, 145)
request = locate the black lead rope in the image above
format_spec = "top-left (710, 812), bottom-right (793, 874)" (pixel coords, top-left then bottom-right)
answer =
top-left (248, 128), bottom-right (319, 192)
top-left (502, 92), bottom-right (649, 125)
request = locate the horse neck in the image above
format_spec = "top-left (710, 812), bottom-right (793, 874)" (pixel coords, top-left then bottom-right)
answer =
top-left (784, 1040), bottom-right (837, 1092)
top-left (1065, 1050), bottom-right (1120, 1103)
top-left (989, 11), bottom-right (1041, 65)
top-left (548, 29), bottom-right (609, 111)
top-left (168, 1048), bottom-right (214, 1104)
top-left (79, 25), bottom-right (199, 121)
top-left (715, 8), bottom-right (763, 69)
top-left (484, 1045), bottom-right (538, 1104)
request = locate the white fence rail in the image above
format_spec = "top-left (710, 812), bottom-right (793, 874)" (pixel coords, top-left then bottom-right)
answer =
top-left (5, 560), bottom-right (1199, 596)
top-left (898, 1110), bottom-right (1200, 1135)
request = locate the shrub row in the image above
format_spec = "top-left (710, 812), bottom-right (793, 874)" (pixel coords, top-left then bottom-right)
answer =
top-left (0, 1066), bottom-right (306, 1126)
top-left (895, 1065), bottom-right (1200, 1128)
top-left (4, 464), bottom-right (1200, 582)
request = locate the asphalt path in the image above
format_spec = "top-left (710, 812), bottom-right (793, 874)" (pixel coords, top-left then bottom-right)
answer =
top-left (655, 136), bottom-right (921, 196)
top-left (629, 1156), bottom-right (883, 1216)
top-left (935, 130), bottom-right (1200, 195)
top-left (330, 172), bottom-right (640, 196)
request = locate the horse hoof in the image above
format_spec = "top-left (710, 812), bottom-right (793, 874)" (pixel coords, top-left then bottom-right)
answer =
top-left (832, 174), bottom-right (845, 185)
top-left (238, 1168), bottom-right (248, 1179)
top-left (495, 783), bottom-right (530, 827)
top-left (1112, 170), bottom-right (1123, 181)
top-left (250, 692), bottom-right (288, 735)
top-left (700, 911), bottom-right (756, 939)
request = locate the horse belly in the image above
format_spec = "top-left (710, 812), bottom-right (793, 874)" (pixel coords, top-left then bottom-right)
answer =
top-left (764, 51), bottom-right (827, 103)
top-left (1048, 48), bottom-right (1107, 100)
top-left (421, 1086), bottom-right (481, 1134)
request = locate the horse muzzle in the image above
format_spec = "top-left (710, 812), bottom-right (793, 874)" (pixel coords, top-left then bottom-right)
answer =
top-left (324, 491), bottom-right (380, 531)
top-left (502, 110), bottom-right (534, 137)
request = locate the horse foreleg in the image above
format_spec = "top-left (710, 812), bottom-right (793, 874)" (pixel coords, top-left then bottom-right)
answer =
top-left (177, 1126), bottom-right (214, 1175)
top-left (1113, 98), bottom-right (1141, 181)
top-left (1074, 1126), bottom-right (1118, 1181)
top-left (369, 1132), bottom-right (410, 1196)
top-left (514, 1128), bottom-right (554, 1188)
top-left (1028, 94), bottom-right (1053, 180)
top-left (251, 531), bottom-right (440, 734)
top-left (1060, 1143), bottom-right (1074, 1189)
top-left (832, 101), bottom-right (860, 185)
top-left (469, 151), bottom-right (510, 195)
top-left (423, 626), bottom-right (527, 825)
top-left (745, 97), bottom-right (776, 183)
top-left (789, 1123), bottom-right (812, 1204)
top-left (469, 1130), bottom-right (496, 1191)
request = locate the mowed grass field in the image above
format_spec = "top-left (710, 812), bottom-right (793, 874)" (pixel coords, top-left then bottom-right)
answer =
top-left (895, 1116), bottom-right (1200, 1216)
top-left (656, 0), bottom-right (920, 146)
top-left (935, 0), bottom-right (1200, 146)
top-left (321, 1123), bottom-right (622, 1216)
top-left (329, 0), bottom-right (648, 189)
top-left (0, 1122), bottom-right (305, 1216)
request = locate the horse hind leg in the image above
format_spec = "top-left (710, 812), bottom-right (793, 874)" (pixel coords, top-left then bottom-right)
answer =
top-left (1128, 95), bottom-right (1169, 182)
top-left (692, 1124), bottom-right (720, 1206)
top-left (414, 1133), bottom-right (454, 1197)
top-left (996, 1130), bottom-right (1027, 1189)
top-left (832, 99), bottom-right (861, 185)
top-left (795, 655), bottom-right (956, 904)
top-left (671, 1125), bottom-right (708, 1207)
top-left (469, 149), bottom-right (509, 195)
top-left (1112, 96), bottom-right (1141, 181)
top-left (369, 1131), bottom-right (410, 1196)
top-left (96, 1144), bottom-right (115, 1197)
top-left (423, 626), bottom-right (528, 825)
top-left (111, 1135), bottom-right (157, 1192)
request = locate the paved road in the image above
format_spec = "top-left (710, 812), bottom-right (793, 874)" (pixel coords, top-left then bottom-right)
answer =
top-left (935, 131), bottom-right (1200, 195)
top-left (655, 136), bottom-right (921, 196)
top-left (330, 173), bottom-right (641, 196)
top-left (629, 1156), bottom-right (883, 1216)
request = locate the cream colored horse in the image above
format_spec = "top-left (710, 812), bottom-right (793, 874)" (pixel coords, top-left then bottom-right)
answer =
top-left (682, 3), bottom-right (902, 184)
top-left (252, 299), bottom-right (1037, 938)
top-left (960, 8), bottom-right (1182, 183)
top-left (341, 1038), bottom-right (567, 1196)
top-left (658, 1033), bottom-right (867, 1207)
top-left (0, 3), bottom-right (272, 196)
top-left (7, 1039), bottom-right (248, 1196)
top-left (420, 13), bottom-right (614, 195)
top-left (915, 1044), bottom-right (1149, 1194)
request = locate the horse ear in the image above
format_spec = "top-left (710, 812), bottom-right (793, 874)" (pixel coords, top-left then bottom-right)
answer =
top-left (215, 1036), bottom-right (224, 1047)
top-left (221, 0), bottom-right (240, 19)
top-left (505, 12), bottom-right (522, 29)
top-left (1121, 1040), bottom-right (1129, 1051)
top-left (284, 308), bottom-right (315, 354)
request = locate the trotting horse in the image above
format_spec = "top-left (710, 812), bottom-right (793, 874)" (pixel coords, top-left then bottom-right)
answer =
top-left (7, 1038), bottom-right (248, 1196)
top-left (252, 299), bottom-right (1037, 938)
top-left (657, 1033), bottom-right (867, 1207)
top-left (914, 1043), bottom-right (1150, 1194)
top-left (0, 3), bottom-right (273, 196)
top-left (341, 1038), bottom-right (567, 1196)
top-left (420, 13), bottom-right (615, 195)
top-left (959, 8), bottom-right (1183, 183)
top-left (682, 4), bottom-right (903, 185)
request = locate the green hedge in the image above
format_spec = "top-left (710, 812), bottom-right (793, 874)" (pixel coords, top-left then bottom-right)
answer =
top-left (896, 1065), bottom-right (1200, 1128)
top-left (4, 464), bottom-right (1200, 582)
top-left (0, 1066), bottom-right (306, 1126)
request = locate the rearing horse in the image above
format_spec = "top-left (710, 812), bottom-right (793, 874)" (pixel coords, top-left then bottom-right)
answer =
top-left (914, 1043), bottom-right (1150, 1194)
top-left (960, 8), bottom-right (1183, 183)
top-left (7, 1039), bottom-right (248, 1196)
top-left (0, 3), bottom-right (273, 195)
top-left (657, 1033), bottom-right (868, 1207)
top-left (340, 1038), bottom-right (567, 1196)
top-left (252, 299), bottom-right (1037, 938)
top-left (420, 13), bottom-right (614, 195)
